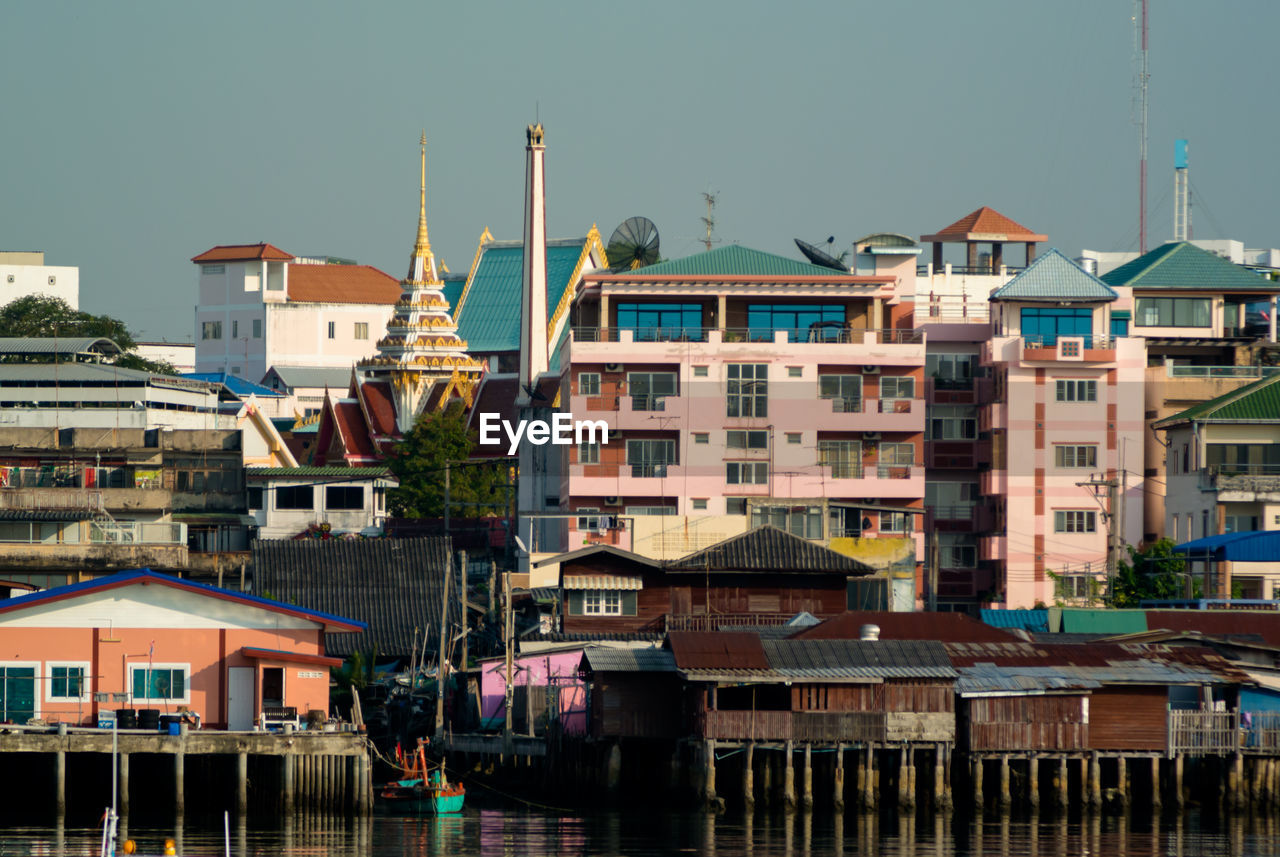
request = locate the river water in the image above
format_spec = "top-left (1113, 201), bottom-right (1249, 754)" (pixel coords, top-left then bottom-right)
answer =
top-left (5, 809), bottom-right (1280, 856)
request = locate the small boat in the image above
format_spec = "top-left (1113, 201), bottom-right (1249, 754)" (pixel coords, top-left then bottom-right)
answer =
top-left (377, 737), bottom-right (465, 815)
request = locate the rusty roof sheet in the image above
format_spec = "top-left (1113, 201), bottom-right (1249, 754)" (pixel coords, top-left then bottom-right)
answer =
top-left (764, 639), bottom-right (956, 680)
top-left (667, 630), bottom-right (770, 670)
top-left (794, 611), bottom-right (1020, 643)
top-left (946, 642), bottom-right (1248, 684)
top-left (957, 665), bottom-right (1102, 696)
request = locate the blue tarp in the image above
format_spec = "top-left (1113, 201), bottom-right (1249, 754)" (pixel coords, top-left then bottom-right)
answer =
top-left (1174, 530), bottom-right (1280, 563)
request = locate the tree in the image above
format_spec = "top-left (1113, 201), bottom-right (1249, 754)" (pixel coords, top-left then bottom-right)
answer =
top-left (1110, 538), bottom-right (1199, 607)
top-left (387, 401), bottom-right (509, 518)
top-left (0, 295), bottom-right (175, 374)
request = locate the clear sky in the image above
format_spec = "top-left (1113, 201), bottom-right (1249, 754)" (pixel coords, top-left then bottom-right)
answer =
top-left (3, 1), bottom-right (1277, 341)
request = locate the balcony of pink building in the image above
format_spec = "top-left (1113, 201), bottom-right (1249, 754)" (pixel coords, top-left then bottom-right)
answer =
top-left (979, 468), bottom-right (1007, 497)
top-left (569, 326), bottom-right (924, 351)
top-left (926, 503), bottom-right (998, 533)
top-left (1018, 335), bottom-right (1117, 364)
top-left (979, 534), bottom-right (1007, 562)
top-left (566, 462), bottom-right (924, 499)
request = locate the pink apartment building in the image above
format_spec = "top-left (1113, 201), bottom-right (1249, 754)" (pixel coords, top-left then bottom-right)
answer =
top-left (555, 245), bottom-right (927, 599)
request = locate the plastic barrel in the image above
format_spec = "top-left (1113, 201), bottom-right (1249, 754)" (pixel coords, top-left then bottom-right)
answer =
top-left (116, 709), bottom-right (137, 729)
top-left (137, 709), bottom-right (161, 730)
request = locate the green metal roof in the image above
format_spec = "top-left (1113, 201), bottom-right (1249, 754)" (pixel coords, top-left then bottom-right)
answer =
top-left (454, 238), bottom-right (587, 352)
top-left (611, 245), bottom-right (857, 279)
top-left (1102, 242), bottom-right (1277, 292)
top-left (246, 466), bottom-right (391, 478)
top-left (441, 274), bottom-right (466, 315)
top-left (1155, 373), bottom-right (1280, 427)
top-left (990, 248), bottom-right (1118, 302)
top-left (1059, 609), bottom-right (1149, 635)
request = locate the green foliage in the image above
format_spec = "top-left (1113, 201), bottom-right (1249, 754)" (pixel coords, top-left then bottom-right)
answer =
top-left (0, 295), bottom-right (176, 374)
top-left (387, 400), bottom-right (509, 518)
top-left (1110, 538), bottom-right (1198, 607)
top-left (330, 647), bottom-right (378, 714)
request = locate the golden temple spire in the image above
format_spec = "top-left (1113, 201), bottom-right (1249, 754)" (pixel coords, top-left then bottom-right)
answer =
top-left (407, 131), bottom-right (439, 283)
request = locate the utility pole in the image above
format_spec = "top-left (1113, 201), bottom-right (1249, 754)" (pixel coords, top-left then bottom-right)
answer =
top-left (1076, 473), bottom-right (1122, 600)
top-left (503, 568), bottom-right (514, 754)
top-left (927, 531), bottom-right (940, 612)
top-left (443, 461), bottom-right (451, 536)
top-left (458, 549), bottom-right (468, 696)
top-left (433, 549), bottom-right (452, 741)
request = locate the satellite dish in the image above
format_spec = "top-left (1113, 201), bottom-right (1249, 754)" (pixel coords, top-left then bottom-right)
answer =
top-left (607, 217), bottom-right (660, 270)
top-left (795, 237), bottom-right (847, 271)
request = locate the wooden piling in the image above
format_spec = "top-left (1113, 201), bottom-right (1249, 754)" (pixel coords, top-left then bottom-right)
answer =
top-left (284, 754), bottom-right (295, 815)
top-left (998, 754), bottom-right (1010, 810)
top-left (934, 743), bottom-right (950, 810)
top-left (972, 756), bottom-right (984, 811)
top-left (1151, 757), bottom-right (1161, 810)
top-left (1118, 756), bottom-right (1129, 809)
top-left (355, 751), bottom-right (370, 815)
top-left (606, 742), bottom-right (622, 795)
top-left (898, 747), bottom-right (913, 811)
top-left (833, 745), bottom-right (845, 812)
top-left (1056, 757), bottom-right (1068, 809)
top-left (801, 744), bottom-right (813, 810)
top-left (1252, 755), bottom-right (1266, 807)
top-left (1079, 757), bottom-right (1088, 808)
top-left (761, 747), bottom-right (773, 807)
top-left (174, 743), bottom-right (185, 816)
top-left (702, 739), bottom-right (718, 811)
top-left (1029, 755), bottom-right (1039, 809)
top-left (861, 745), bottom-right (875, 810)
top-left (906, 747), bottom-right (917, 810)
top-left (1088, 753), bottom-right (1102, 809)
top-left (119, 751), bottom-right (130, 817)
top-left (1231, 752), bottom-right (1244, 810)
top-left (783, 740), bottom-right (797, 811)
top-left (1173, 754), bottom-right (1184, 809)
top-left (743, 743), bottom-right (755, 811)
top-left (855, 746), bottom-right (867, 809)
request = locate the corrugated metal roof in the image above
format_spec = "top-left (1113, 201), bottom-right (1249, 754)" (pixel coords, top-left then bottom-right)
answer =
top-left (957, 664), bottom-right (1102, 695)
top-left (1101, 241), bottom-right (1277, 291)
top-left (981, 608), bottom-right (1050, 633)
top-left (794, 611), bottom-right (1020, 643)
top-left (181, 372), bottom-right (286, 398)
top-left (1060, 609), bottom-right (1149, 635)
top-left (246, 466), bottom-right (391, 479)
top-left (667, 525), bottom-right (875, 574)
top-left (0, 362), bottom-right (204, 385)
top-left (454, 239), bottom-right (587, 353)
top-left (946, 642), bottom-right (1247, 683)
top-left (1155, 374), bottom-right (1280, 426)
top-left (1146, 610), bottom-right (1280, 648)
top-left (989, 249), bottom-right (1118, 302)
top-left (263, 365), bottom-right (353, 390)
top-left (0, 337), bottom-right (123, 356)
top-left (252, 537), bottom-right (454, 658)
top-left (764, 639), bottom-right (956, 680)
top-left (603, 245), bottom-right (861, 280)
top-left (667, 631), bottom-right (770, 670)
top-left (579, 646), bottom-right (676, 673)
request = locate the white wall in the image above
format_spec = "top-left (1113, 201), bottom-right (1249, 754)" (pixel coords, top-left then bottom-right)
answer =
top-left (0, 264), bottom-right (80, 309)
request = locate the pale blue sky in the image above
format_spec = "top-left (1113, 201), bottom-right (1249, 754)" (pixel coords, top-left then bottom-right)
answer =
top-left (3, 1), bottom-right (1277, 340)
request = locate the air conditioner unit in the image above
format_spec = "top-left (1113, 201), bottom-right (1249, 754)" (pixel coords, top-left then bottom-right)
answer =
top-left (605, 363), bottom-right (623, 373)
top-left (863, 431), bottom-right (881, 441)
top-left (604, 496), bottom-right (622, 507)
top-left (862, 365), bottom-right (880, 374)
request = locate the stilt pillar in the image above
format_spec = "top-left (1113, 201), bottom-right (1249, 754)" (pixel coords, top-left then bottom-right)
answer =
top-left (998, 754), bottom-right (1010, 810)
top-left (743, 743), bottom-right (755, 811)
top-left (1028, 755), bottom-right (1040, 809)
top-left (934, 743), bottom-right (951, 810)
top-left (119, 752), bottom-right (130, 818)
top-left (284, 754), bottom-right (295, 815)
top-left (174, 745), bottom-right (185, 816)
top-left (1173, 754), bottom-right (1184, 809)
top-left (237, 751), bottom-right (249, 815)
top-left (833, 745), bottom-right (845, 812)
top-left (898, 746), bottom-right (914, 811)
top-left (605, 742), bottom-right (622, 795)
top-left (1056, 757), bottom-right (1068, 808)
top-left (783, 740), bottom-right (797, 811)
top-left (702, 739), bottom-right (721, 812)
top-left (761, 748), bottom-right (773, 808)
top-left (55, 722), bottom-right (67, 817)
top-left (1230, 752), bottom-right (1244, 810)
top-left (972, 756), bottom-right (984, 811)
top-left (801, 744), bottom-right (813, 810)
top-left (1151, 756), bottom-right (1161, 810)
top-left (1118, 756), bottom-right (1130, 809)
top-left (1088, 753), bottom-right (1102, 809)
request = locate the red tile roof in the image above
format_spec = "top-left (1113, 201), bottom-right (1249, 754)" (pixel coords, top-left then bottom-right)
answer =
top-left (793, 611), bottom-right (1020, 643)
top-left (287, 265), bottom-right (400, 305)
top-left (333, 400), bottom-right (376, 460)
top-left (192, 243), bottom-right (294, 263)
top-left (667, 631), bottom-right (771, 670)
top-left (359, 381), bottom-right (399, 438)
top-left (920, 207), bottom-right (1047, 243)
top-left (1146, 611), bottom-right (1280, 648)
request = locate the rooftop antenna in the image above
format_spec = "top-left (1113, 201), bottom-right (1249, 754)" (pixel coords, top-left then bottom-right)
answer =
top-left (1174, 139), bottom-right (1191, 242)
top-left (700, 191), bottom-right (720, 252)
top-left (1134, 0), bottom-right (1149, 253)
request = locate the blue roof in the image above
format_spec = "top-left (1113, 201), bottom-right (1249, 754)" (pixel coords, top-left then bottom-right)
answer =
top-left (441, 274), bottom-right (466, 315)
top-left (182, 372), bottom-right (285, 398)
top-left (981, 608), bottom-right (1049, 633)
top-left (454, 238), bottom-right (588, 353)
top-left (990, 248), bottom-right (1118, 302)
top-left (1175, 530), bottom-right (1280, 563)
top-left (0, 568), bottom-right (366, 632)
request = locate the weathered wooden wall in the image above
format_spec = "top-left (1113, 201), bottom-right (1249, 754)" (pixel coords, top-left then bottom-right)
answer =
top-left (1090, 687), bottom-right (1168, 751)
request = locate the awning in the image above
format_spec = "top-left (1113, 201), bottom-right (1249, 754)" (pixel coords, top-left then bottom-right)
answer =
top-left (563, 574), bottom-right (643, 590)
top-left (240, 646), bottom-right (343, 668)
top-left (172, 512), bottom-right (258, 525)
top-left (1174, 530), bottom-right (1280, 563)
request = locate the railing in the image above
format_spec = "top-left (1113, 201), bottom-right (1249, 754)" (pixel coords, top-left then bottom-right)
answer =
top-left (918, 265), bottom-right (1025, 277)
top-left (827, 397), bottom-right (863, 413)
top-left (1168, 709), bottom-right (1239, 756)
top-left (930, 504), bottom-right (977, 521)
top-left (698, 709), bottom-right (885, 743)
top-left (629, 463), bottom-right (671, 479)
top-left (1168, 365), bottom-right (1280, 379)
top-left (825, 463), bottom-right (864, 479)
top-left (1243, 713), bottom-right (1280, 751)
top-left (1022, 335), bottom-right (1116, 350)
top-left (0, 489), bottom-right (104, 513)
top-left (877, 398), bottom-right (914, 414)
top-left (570, 327), bottom-right (924, 345)
top-left (88, 521), bottom-right (186, 545)
top-left (876, 464), bottom-right (915, 479)
top-left (630, 395), bottom-right (667, 412)
top-left (1203, 463), bottom-right (1280, 480)
top-left (667, 613), bottom-right (799, 631)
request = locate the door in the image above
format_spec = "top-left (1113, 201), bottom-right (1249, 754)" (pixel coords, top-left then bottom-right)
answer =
top-left (0, 667), bottom-right (35, 723)
top-left (262, 667), bottom-right (284, 708)
top-left (227, 667), bottom-right (254, 731)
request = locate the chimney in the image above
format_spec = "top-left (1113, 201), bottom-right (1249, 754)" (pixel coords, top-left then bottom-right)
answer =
top-left (859, 624), bottom-right (881, 641)
top-left (518, 123), bottom-right (549, 401)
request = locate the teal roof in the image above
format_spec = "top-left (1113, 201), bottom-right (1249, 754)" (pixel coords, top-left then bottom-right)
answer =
top-left (441, 274), bottom-right (466, 315)
top-left (1102, 242), bottom-right (1277, 292)
top-left (981, 608), bottom-right (1049, 633)
top-left (613, 245), bottom-right (857, 279)
top-left (1059, 609), bottom-right (1148, 635)
top-left (990, 249), bottom-right (1117, 302)
top-left (454, 238), bottom-right (587, 352)
top-left (1155, 373), bottom-right (1280, 427)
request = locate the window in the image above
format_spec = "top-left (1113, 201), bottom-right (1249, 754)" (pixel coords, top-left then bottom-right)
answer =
top-left (627, 372), bottom-right (677, 410)
top-left (727, 364), bottom-right (768, 417)
top-left (879, 377), bottom-right (915, 400)
top-left (48, 665), bottom-right (87, 701)
top-left (726, 498), bottom-right (749, 515)
top-left (1054, 510), bottom-right (1097, 533)
top-left (578, 372), bottom-right (600, 396)
top-left (354, 322), bottom-right (369, 340)
top-left (1135, 297), bottom-right (1211, 328)
top-left (230, 366), bottom-right (241, 376)
top-left (926, 481), bottom-right (979, 515)
top-left (879, 443), bottom-right (914, 471)
top-left (880, 511), bottom-right (912, 533)
top-left (327, 321), bottom-right (336, 339)
top-left (692, 498), bottom-right (708, 511)
top-left (786, 433), bottom-right (802, 444)
top-left (616, 302), bottom-right (703, 341)
top-left (726, 461), bottom-right (769, 484)
top-left (626, 439), bottom-right (675, 477)
top-left (819, 374), bottom-right (862, 412)
top-left (787, 366), bottom-right (803, 377)
top-left (1206, 443), bottom-right (1280, 474)
top-left (1055, 380), bottom-right (1097, 402)
top-left (247, 487), bottom-right (264, 511)
top-left (726, 430), bottom-right (769, 450)
top-left (325, 486), bottom-right (364, 510)
top-left (1020, 307), bottom-right (1093, 345)
top-left (201, 321), bottom-right (222, 340)
top-left (692, 433), bottom-right (709, 445)
top-left (232, 320), bottom-right (239, 338)
top-left (1055, 445), bottom-right (1098, 468)
top-left (0, 665), bottom-right (35, 722)
top-left (276, 485), bottom-right (314, 510)
top-left (202, 264), bottom-right (225, 275)
top-left (747, 303), bottom-right (845, 342)
top-left (1110, 315), bottom-right (1129, 337)
top-left (928, 405), bottom-right (977, 439)
top-left (927, 353), bottom-right (976, 385)
top-left (939, 535), bottom-right (977, 568)
top-left (693, 365), bottom-right (709, 377)
top-left (1055, 575), bottom-right (1094, 601)
top-left (818, 440), bottom-right (861, 478)
top-left (1225, 515), bottom-right (1259, 533)
top-left (584, 590), bottom-right (622, 615)
top-left (578, 441), bottom-right (600, 464)
top-left (252, 319), bottom-right (262, 338)
top-left (576, 507), bottom-right (601, 530)
top-left (624, 505), bottom-right (676, 516)
top-left (130, 665), bottom-right (187, 702)
top-left (752, 505), bottom-right (823, 539)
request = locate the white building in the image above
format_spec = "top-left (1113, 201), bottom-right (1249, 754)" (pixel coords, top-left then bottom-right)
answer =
top-left (1080, 240), bottom-right (1280, 278)
top-left (246, 466), bottom-right (394, 539)
top-left (191, 244), bottom-right (400, 382)
top-left (0, 251), bottom-right (79, 309)
top-left (135, 341), bottom-right (196, 373)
